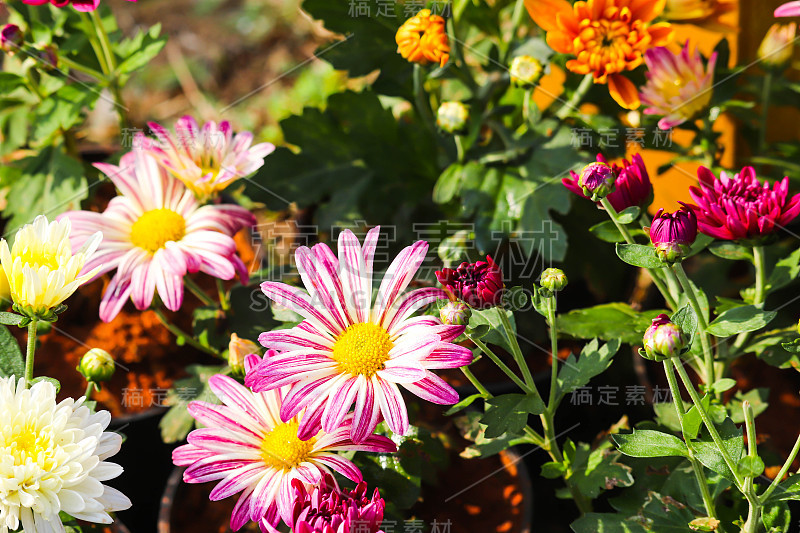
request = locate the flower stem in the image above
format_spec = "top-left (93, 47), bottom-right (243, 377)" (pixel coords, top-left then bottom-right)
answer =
top-left (153, 307), bottom-right (220, 357)
top-left (184, 277), bottom-right (216, 307)
top-left (24, 319), bottom-right (38, 385)
top-left (522, 88), bottom-right (533, 126)
top-left (733, 246), bottom-right (767, 353)
top-left (555, 74), bottom-right (593, 120)
top-left (673, 360), bottom-right (745, 490)
top-left (672, 263), bottom-right (715, 385)
top-left (57, 55), bottom-right (106, 81)
top-left (460, 364), bottom-right (491, 398)
top-left (601, 197), bottom-right (678, 310)
top-left (86, 9), bottom-right (129, 130)
top-left (413, 64), bottom-right (437, 133)
top-left (663, 360), bottom-right (718, 519)
top-left (216, 279), bottom-right (231, 312)
top-left (85, 381), bottom-right (96, 400)
top-left (545, 296), bottom-right (560, 409)
top-left (454, 135), bottom-right (465, 162)
top-left (760, 432), bottom-right (800, 502)
top-left (758, 71), bottom-right (773, 158)
top-left (496, 307), bottom-right (535, 390)
top-left (465, 333), bottom-right (531, 394)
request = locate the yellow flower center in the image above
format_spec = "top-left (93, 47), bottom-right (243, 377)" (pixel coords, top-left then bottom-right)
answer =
top-left (260, 421), bottom-right (316, 470)
top-left (331, 322), bottom-right (393, 378)
top-left (199, 164), bottom-right (219, 178)
top-left (130, 208), bottom-right (186, 253)
top-left (16, 248), bottom-right (61, 271)
top-left (2, 424), bottom-right (54, 468)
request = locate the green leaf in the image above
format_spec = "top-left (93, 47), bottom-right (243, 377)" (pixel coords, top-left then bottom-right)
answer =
top-left (708, 241), bottom-right (753, 261)
top-left (467, 307), bottom-right (516, 354)
top-left (710, 378), bottom-right (737, 394)
top-left (569, 442), bottom-right (634, 499)
top-left (570, 513), bottom-right (647, 533)
top-left (558, 303), bottom-right (667, 344)
top-left (115, 24), bottom-right (167, 80)
top-left (433, 162), bottom-right (484, 204)
top-left (456, 411), bottom-right (520, 459)
top-left (766, 247), bottom-right (800, 294)
top-left (0, 325), bottom-right (24, 379)
top-left (444, 393), bottom-right (483, 415)
top-left (589, 220), bottom-right (625, 243)
top-left (481, 393), bottom-right (545, 439)
top-left (738, 455), bottom-right (765, 477)
top-left (762, 500), bottom-right (791, 532)
top-left (540, 461), bottom-right (567, 479)
top-left (765, 474), bottom-right (800, 502)
top-left (556, 338), bottom-right (620, 400)
top-left (706, 305), bottom-right (777, 337)
top-left (729, 388), bottom-right (769, 424)
top-left (613, 429), bottom-right (689, 458)
top-left (671, 304), bottom-right (698, 339)
top-left (2, 146), bottom-right (88, 232)
top-left (616, 243), bottom-right (664, 269)
top-left (693, 418), bottom-right (744, 482)
top-left (0, 73), bottom-right (27, 93)
top-left (0, 312), bottom-right (24, 326)
top-left (616, 206), bottom-right (641, 224)
top-left (30, 376), bottom-right (60, 393)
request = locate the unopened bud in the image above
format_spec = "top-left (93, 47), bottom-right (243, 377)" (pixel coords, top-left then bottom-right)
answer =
top-left (436, 101), bottom-right (469, 134)
top-left (578, 162), bottom-right (616, 201)
top-left (77, 348), bottom-right (115, 383)
top-left (509, 55), bottom-right (543, 86)
top-left (229, 334), bottom-right (261, 376)
top-left (642, 314), bottom-right (687, 361)
top-left (440, 300), bottom-right (471, 326)
top-left (540, 268), bottom-right (568, 293)
top-left (0, 25), bottom-right (23, 55)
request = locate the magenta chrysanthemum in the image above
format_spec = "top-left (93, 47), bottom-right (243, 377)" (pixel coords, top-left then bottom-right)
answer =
top-left (563, 153), bottom-right (653, 212)
top-left (435, 256), bottom-right (504, 309)
top-left (640, 42), bottom-right (717, 130)
top-left (60, 150), bottom-right (255, 322)
top-left (144, 116), bottom-right (275, 200)
top-left (682, 166), bottom-right (800, 241)
top-left (246, 227), bottom-right (473, 443)
top-left (288, 473), bottom-right (385, 533)
top-left (173, 354), bottom-right (396, 533)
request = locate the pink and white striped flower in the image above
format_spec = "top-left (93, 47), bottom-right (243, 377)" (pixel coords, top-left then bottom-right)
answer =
top-left (172, 354), bottom-right (396, 533)
top-left (144, 116), bottom-right (275, 201)
top-left (60, 150), bottom-right (255, 322)
top-left (245, 227), bottom-right (473, 443)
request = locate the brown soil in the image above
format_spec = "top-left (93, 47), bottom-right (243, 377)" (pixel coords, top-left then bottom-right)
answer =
top-left (166, 448), bottom-right (528, 533)
top-left (23, 277), bottom-right (209, 418)
top-left (16, 223), bottom-right (258, 418)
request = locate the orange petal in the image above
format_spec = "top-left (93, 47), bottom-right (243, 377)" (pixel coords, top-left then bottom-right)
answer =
top-left (608, 74), bottom-right (641, 110)
top-left (629, 0), bottom-right (665, 22)
top-left (648, 22), bottom-right (675, 46)
top-left (546, 30), bottom-right (574, 53)
top-left (524, 0), bottom-right (573, 32)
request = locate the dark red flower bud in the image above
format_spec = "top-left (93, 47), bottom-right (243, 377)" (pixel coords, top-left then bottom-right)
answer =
top-left (649, 206), bottom-right (698, 263)
top-left (435, 255), bottom-right (504, 308)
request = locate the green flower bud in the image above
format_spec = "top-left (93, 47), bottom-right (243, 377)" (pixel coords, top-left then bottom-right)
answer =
top-left (436, 101), bottom-right (469, 134)
top-left (440, 300), bottom-right (471, 326)
top-left (77, 348), bottom-right (115, 383)
top-left (509, 55), bottom-right (543, 87)
top-left (540, 268), bottom-right (568, 293)
top-left (229, 334), bottom-right (261, 376)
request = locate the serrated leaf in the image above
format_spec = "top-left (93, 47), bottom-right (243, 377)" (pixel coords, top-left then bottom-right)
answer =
top-left (570, 513), bottom-right (647, 533)
top-left (693, 418), bottom-right (744, 482)
top-left (569, 442), bottom-right (634, 499)
top-left (613, 429), bottom-right (689, 458)
top-left (706, 305), bottom-right (777, 337)
top-left (556, 338), bottom-right (620, 401)
top-left (558, 303), bottom-right (666, 344)
top-left (481, 393), bottom-right (545, 439)
top-left (766, 247), bottom-right (800, 294)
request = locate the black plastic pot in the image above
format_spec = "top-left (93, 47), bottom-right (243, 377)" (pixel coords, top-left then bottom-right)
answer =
top-left (110, 407), bottom-right (176, 533)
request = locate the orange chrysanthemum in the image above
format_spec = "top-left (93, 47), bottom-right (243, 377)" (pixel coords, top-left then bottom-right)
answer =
top-left (396, 9), bottom-right (450, 68)
top-left (524, 0), bottom-right (674, 109)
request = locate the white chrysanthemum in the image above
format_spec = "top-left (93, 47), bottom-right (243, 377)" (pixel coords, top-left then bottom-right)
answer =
top-left (0, 215), bottom-right (101, 318)
top-left (0, 377), bottom-right (131, 533)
